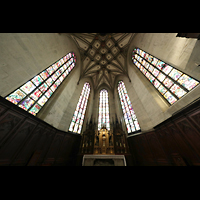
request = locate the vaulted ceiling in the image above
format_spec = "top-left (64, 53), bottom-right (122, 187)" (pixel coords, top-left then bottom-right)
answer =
top-left (69, 33), bottom-right (135, 93)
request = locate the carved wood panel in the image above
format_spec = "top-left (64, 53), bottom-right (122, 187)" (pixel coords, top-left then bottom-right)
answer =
top-left (175, 117), bottom-right (200, 158)
top-left (55, 134), bottom-right (71, 165)
top-left (0, 103), bottom-right (8, 116)
top-left (156, 126), bottom-right (179, 162)
top-left (12, 124), bottom-right (45, 166)
top-left (0, 111), bottom-right (25, 148)
top-left (187, 109), bottom-right (200, 130)
top-left (0, 119), bottom-right (37, 165)
top-left (128, 134), bottom-right (155, 166)
top-left (42, 133), bottom-right (64, 165)
top-left (167, 123), bottom-right (200, 165)
top-left (37, 128), bottom-right (56, 165)
top-left (145, 131), bottom-right (168, 165)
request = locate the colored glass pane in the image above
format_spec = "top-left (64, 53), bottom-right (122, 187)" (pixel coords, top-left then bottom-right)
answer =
top-left (37, 95), bottom-right (48, 106)
top-left (44, 89), bottom-right (53, 99)
top-left (40, 70), bottom-right (49, 80)
top-left (50, 84), bottom-right (57, 92)
top-left (29, 104), bottom-right (41, 116)
top-left (153, 79), bottom-right (161, 88)
top-left (170, 84), bottom-right (187, 98)
top-left (118, 81), bottom-right (140, 134)
top-left (163, 91), bottom-right (177, 104)
top-left (148, 65), bottom-right (154, 73)
top-left (69, 83), bottom-right (90, 134)
top-left (18, 97), bottom-right (35, 111)
top-left (30, 89), bottom-right (42, 101)
top-left (98, 89), bottom-right (110, 130)
top-left (156, 61), bottom-right (165, 70)
top-left (149, 75), bottom-right (155, 83)
top-left (152, 57), bottom-right (158, 66)
top-left (163, 78), bottom-right (174, 88)
top-left (148, 55), bottom-right (153, 63)
top-left (158, 85), bottom-right (167, 95)
top-left (177, 74), bottom-right (199, 91)
top-left (152, 68), bottom-right (160, 77)
top-left (20, 81), bottom-right (36, 94)
top-left (5, 52), bottom-right (76, 115)
top-left (157, 72), bottom-right (166, 82)
top-left (132, 47), bottom-right (200, 105)
top-left (46, 66), bottom-right (55, 75)
top-left (51, 73), bottom-right (58, 81)
top-left (45, 77), bottom-right (53, 86)
top-left (162, 64), bottom-right (173, 75)
top-left (169, 69), bottom-right (183, 81)
top-left (31, 75), bottom-right (43, 86)
top-left (39, 83), bottom-right (48, 93)
top-left (6, 89), bottom-right (26, 105)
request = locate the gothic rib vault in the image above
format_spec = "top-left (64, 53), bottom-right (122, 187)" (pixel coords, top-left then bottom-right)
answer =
top-left (69, 33), bottom-right (135, 94)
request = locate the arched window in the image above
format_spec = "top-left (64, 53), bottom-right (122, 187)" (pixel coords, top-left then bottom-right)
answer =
top-left (69, 82), bottom-right (90, 134)
top-left (117, 81), bottom-right (141, 134)
top-left (98, 89), bottom-right (110, 131)
top-left (132, 47), bottom-right (199, 105)
top-left (5, 52), bottom-right (76, 116)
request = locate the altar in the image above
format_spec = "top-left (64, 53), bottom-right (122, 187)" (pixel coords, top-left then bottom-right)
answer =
top-left (82, 155), bottom-right (126, 166)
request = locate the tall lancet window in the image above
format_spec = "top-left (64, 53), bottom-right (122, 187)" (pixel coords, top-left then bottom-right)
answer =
top-left (5, 52), bottom-right (76, 116)
top-left (98, 89), bottom-right (110, 131)
top-left (117, 81), bottom-right (141, 134)
top-left (69, 82), bottom-right (90, 134)
top-left (132, 47), bottom-right (199, 105)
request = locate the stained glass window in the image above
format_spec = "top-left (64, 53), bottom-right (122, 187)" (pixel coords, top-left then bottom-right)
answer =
top-left (132, 47), bottom-right (199, 105)
top-left (5, 52), bottom-right (76, 115)
top-left (69, 82), bottom-right (90, 134)
top-left (98, 89), bottom-right (110, 131)
top-left (117, 81), bottom-right (141, 134)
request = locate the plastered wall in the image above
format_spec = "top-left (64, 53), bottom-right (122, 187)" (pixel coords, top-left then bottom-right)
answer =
top-left (125, 33), bottom-right (200, 130)
top-left (2, 33), bottom-right (200, 134)
top-left (0, 33), bottom-right (82, 131)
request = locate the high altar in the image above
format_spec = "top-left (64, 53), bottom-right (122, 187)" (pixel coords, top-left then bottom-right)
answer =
top-left (79, 118), bottom-right (130, 166)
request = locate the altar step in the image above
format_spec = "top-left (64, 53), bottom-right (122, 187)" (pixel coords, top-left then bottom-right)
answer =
top-left (82, 155), bottom-right (126, 166)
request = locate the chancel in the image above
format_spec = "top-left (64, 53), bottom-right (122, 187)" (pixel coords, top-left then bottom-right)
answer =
top-left (1, 33), bottom-right (200, 166)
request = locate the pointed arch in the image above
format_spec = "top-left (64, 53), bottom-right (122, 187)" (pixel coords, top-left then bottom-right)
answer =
top-left (117, 81), bottom-right (141, 134)
top-left (69, 82), bottom-right (91, 134)
top-left (132, 47), bottom-right (200, 105)
top-left (98, 89), bottom-right (110, 131)
top-left (5, 52), bottom-right (76, 116)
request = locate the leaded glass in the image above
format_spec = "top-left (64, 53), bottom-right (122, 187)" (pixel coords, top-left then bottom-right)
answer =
top-left (132, 47), bottom-right (199, 105)
top-left (152, 68), bottom-right (160, 77)
top-left (29, 104), bottom-right (41, 116)
top-left (31, 75), bottom-right (43, 86)
top-left (69, 82), bottom-right (90, 134)
top-left (162, 64), bottom-right (173, 75)
top-left (163, 91), bottom-right (177, 104)
top-left (157, 72), bottom-right (166, 82)
top-left (6, 89), bottom-right (26, 105)
top-left (118, 81), bottom-right (141, 134)
top-left (156, 61), bottom-right (165, 70)
top-left (177, 74), bottom-right (199, 91)
top-left (19, 97), bottom-right (35, 111)
top-left (158, 85), bottom-right (167, 95)
top-left (30, 89), bottom-right (42, 101)
top-left (37, 95), bottom-right (48, 106)
top-left (40, 70), bottom-right (49, 80)
top-left (170, 84), bottom-right (187, 98)
top-left (98, 89), bottom-right (110, 131)
top-left (169, 69), bottom-right (183, 81)
top-left (20, 81), bottom-right (36, 95)
top-left (163, 78), bottom-right (174, 88)
top-left (5, 52), bottom-right (76, 115)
